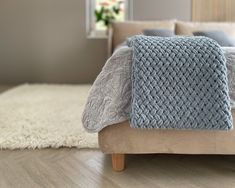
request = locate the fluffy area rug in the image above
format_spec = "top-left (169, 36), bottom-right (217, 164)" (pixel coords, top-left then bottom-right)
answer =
top-left (0, 84), bottom-right (98, 149)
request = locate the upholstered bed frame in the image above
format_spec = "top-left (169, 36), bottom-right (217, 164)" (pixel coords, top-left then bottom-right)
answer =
top-left (98, 20), bottom-right (235, 171)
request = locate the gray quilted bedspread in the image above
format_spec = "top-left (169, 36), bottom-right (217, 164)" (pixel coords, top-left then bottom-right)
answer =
top-left (128, 36), bottom-right (232, 130)
top-left (82, 45), bottom-right (235, 133)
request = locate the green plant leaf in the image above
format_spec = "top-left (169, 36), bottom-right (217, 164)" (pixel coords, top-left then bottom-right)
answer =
top-left (94, 6), bottom-right (106, 22)
top-left (94, 10), bottom-right (101, 22)
top-left (95, 1), bottom-right (122, 27)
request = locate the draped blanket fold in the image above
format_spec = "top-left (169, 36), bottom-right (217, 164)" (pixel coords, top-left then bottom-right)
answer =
top-left (128, 36), bottom-right (232, 130)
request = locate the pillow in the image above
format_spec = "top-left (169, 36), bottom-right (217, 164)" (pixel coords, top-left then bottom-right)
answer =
top-left (175, 21), bottom-right (235, 37)
top-left (143, 29), bottom-right (175, 37)
top-left (193, 30), bottom-right (235, 47)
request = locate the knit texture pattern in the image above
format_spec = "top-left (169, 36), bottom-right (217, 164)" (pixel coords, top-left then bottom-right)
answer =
top-left (128, 36), bottom-right (233, 130)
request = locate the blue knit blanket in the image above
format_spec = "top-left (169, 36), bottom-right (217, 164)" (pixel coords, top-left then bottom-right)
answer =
top-left (128, 36), bottom-right (233, 130)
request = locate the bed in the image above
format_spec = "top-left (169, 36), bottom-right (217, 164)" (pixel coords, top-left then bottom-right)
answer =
top-left (84, 20), bottom-right (235, 171)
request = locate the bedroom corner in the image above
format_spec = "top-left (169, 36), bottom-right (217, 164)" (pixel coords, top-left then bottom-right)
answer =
top-left (0, 0), bottom-right (235, 187)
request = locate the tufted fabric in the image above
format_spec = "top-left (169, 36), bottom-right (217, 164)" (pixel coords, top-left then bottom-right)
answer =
top-left (128, 36), bottom-right (233, 130)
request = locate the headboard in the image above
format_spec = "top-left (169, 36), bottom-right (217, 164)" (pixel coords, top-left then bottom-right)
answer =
top-left (107, 20), bottom-right (176, 56)
top-left (107, 20), bottom-right (235, 56)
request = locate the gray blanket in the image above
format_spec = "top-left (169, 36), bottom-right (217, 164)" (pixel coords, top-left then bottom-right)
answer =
top-left (128, 36), bottom-right (232, 130)
top-left (82, 46), bottom-right (235, 133)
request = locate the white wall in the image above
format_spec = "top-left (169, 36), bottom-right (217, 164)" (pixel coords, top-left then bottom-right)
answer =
top-left (133, 0), bottom-right (191, 21)
top-left (0, 0), bottom-right (192, 84)
top-left (0, 0), bottom-right (107, 84)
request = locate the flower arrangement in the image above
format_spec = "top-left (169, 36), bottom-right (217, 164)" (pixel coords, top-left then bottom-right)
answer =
top-left (95, 0), bottom-right (124, 28)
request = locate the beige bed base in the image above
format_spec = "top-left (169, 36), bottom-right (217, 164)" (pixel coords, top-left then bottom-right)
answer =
top-left (99, 110), bottom-right (235, 171)
top-left (100, 20), bottom-right (235, 171)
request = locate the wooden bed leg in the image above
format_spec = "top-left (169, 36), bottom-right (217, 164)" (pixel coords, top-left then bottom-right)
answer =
top-left (112, 154), bottom-right (125, 171)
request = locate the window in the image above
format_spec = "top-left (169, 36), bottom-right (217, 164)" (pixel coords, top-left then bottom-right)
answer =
top-left (87, 0), bottom-right (132, 38)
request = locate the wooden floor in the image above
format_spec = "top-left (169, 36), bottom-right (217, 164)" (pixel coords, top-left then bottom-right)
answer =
top-left (1, 85), bottom-right (235, 188)
top-left (1, 149), bottom-right (235, 188)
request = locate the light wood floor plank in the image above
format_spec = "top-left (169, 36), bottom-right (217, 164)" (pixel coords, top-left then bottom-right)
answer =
top-left (1, 149), bottom-right (235, 188)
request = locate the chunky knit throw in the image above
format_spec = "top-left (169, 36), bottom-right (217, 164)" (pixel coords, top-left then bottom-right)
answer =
top-left (128, 36), bottom-right (233, 130)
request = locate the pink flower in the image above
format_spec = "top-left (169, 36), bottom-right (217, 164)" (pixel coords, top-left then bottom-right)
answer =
top-left (99, 2), bottom-right (110, 6)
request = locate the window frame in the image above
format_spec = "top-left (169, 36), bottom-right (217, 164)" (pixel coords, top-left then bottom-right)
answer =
top-left (86, 0), bottom-right (133, 38)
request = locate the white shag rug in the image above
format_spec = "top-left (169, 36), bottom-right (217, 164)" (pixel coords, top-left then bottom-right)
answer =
top-left (0, 84), bottom-right (98, 149)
